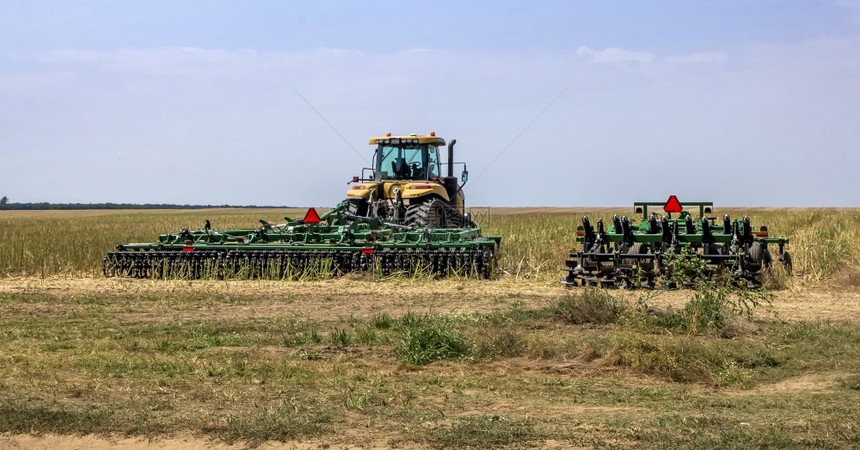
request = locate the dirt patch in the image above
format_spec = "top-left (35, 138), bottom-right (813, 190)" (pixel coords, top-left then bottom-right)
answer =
top-left (2, 276), bottom-right (859, 324)
top-left (613, 288), bottom-right (860, 323)
top-left (748, 373), bottom-right (838, 394)
top-left (0, 433), bottom-right (420, 449)
top-left (0, 277), bottom-right (560, 325)
top-left (829, 264), bottom-right (860, 289)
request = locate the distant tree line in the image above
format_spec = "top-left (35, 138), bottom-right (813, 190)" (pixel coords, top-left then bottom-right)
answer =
top-left (0, 197), bottom-right (289, 210)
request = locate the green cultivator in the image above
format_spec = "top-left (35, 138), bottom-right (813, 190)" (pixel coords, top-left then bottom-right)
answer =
top-left (563, 197), bottom-right (791, 288)
top-left (104, 202), bottom-right (500, 279)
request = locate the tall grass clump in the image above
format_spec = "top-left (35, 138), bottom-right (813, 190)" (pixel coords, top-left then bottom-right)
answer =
top-left (396, 321), bottom-right (468, 365)
top-left (555, 288), bottom-right (626, 325)
top-left (608, 333), bottom-right (762, 385)
top-left (473, 329), bottom-right (526, 359)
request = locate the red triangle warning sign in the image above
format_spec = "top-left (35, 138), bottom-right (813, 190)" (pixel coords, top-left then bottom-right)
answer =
top-left (303, 208), bottom-right (321, 224)
top-left (663, 195), bottom-right (683, 213)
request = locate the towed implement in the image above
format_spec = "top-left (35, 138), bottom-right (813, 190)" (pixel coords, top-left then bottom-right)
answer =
top-left (563, 197), bottom-right (791, 288)
top-left (103, 202), bottom-right (499, 279)
top-left (104, 132), bottom-right (500, 280)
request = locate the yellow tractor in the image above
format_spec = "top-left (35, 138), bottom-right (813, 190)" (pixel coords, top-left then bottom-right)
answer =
top-left (345, 132), bottom-right (473, 228)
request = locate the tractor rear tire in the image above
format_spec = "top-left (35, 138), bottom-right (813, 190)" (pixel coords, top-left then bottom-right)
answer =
top-left (442, 202), bottom-right (475, 227)
top-left (405, 198), bottom-right (447, 228)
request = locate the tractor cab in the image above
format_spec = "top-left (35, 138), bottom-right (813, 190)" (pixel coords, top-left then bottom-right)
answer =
top-left (373, 136), bottom-right (442, 181)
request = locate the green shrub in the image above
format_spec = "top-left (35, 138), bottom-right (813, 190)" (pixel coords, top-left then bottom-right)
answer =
top-left (684, 290), bottom-right (727, 332)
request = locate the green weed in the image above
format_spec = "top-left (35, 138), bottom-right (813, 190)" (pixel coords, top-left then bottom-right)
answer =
top-left (424, 415), bottom-right (542, 448)
top-left (396, 323), bottom-right (468, 365)
top-left (328, 328), bottom-right (352, 347)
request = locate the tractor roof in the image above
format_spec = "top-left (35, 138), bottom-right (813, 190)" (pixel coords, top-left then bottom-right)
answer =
top-left (368, 134), bottom-right (446, 146)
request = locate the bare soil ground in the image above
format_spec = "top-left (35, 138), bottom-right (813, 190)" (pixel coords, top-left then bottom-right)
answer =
top-left (1, 276), bottom-right (856, 324)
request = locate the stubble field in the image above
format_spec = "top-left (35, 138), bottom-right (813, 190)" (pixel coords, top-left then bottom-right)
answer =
top-left (1, 207), bottom-right (859, 449)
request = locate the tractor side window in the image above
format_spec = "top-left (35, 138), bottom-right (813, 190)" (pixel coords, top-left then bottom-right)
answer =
top-left (427, 146), bottom-right (440, 179)
top-left (377, 145), bottom-right (397, 179)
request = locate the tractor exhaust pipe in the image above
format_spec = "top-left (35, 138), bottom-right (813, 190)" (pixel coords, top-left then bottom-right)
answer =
top-left (447, 139), bottom-right (457, 178)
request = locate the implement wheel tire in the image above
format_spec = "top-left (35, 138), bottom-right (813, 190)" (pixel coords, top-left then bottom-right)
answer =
top-left (746, 241), bottom-right (764, 272)
top-left (624, 243), bottom-right (654, 273)
top-left (782, 251), bottom-right (793, 274)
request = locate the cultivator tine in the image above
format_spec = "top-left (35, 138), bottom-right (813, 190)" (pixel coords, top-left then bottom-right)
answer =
top-left (104, 246), bottom-right (495, 280)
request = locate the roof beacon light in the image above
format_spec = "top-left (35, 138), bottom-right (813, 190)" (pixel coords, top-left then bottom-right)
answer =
top-left (303, 208), bottom-right (321, 224)
top-left (663, 195), bottom-right (683, 214)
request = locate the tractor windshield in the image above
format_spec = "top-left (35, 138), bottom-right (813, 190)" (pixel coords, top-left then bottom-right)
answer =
top-left (376, 144), bottom-right (440, 180)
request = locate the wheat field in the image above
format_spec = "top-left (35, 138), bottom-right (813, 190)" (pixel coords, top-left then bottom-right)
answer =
top-left (1, 207), bottom-right (857, 283)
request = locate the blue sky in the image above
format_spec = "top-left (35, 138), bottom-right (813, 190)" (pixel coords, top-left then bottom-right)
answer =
top-left (1, 1), bottom-right (858, 206)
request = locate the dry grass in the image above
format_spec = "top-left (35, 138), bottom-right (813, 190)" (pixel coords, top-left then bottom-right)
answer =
top-left (3, 206), bottom-right (857, 285)
top-left (0, 282), bottom-right (859, 447)
top-left (0, 209), bottom-right (305, 277)
top-left (1, 207), bottom-right (859, 447)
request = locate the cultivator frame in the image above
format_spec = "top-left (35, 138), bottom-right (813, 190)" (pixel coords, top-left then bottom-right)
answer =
top-left (104, 202), bottom-right (500, 279)
top-left (563, 199), bottom-right (791, 288)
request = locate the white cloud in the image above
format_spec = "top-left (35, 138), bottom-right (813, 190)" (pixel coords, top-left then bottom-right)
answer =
top-left (399, 48), bottom-right (438, 54)
top-left (43, 49), bottom-right (108, 63)
top-left (576, 46), bottom-right (654, 65)
top-left (666, 52), bottom-right (727, 64)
